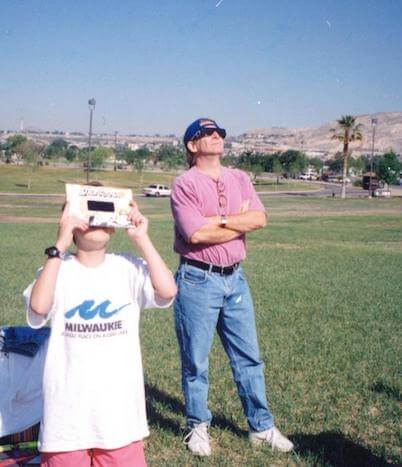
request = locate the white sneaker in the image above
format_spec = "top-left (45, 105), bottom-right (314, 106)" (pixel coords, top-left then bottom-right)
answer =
top-left (183, 422), bottom-right (211, 456)
top-left (249, 426), bottom-right (294, 452)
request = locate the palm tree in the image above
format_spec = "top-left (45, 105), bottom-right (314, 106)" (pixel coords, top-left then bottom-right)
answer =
top-left (330, 115), bottom-right (363, 198)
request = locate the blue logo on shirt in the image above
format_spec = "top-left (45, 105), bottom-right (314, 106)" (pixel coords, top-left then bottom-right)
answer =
top-left (64, 300), bottom-right (130, 320)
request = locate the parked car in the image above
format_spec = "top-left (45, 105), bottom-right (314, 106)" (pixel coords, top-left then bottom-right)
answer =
top-left (143, 184), bottom-right (171, 197)
top-left (373, 189), bottom-right (391, 198)
top-left (326, 176), bottom-right (339, 183)
top-left (299, 173), bottom-right (317, 181)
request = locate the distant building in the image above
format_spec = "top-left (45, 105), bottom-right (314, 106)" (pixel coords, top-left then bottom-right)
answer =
top-left (305, 150), bottom-right (329, 158)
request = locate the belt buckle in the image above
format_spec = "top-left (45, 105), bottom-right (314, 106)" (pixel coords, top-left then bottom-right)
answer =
top-left (226, 263), bottom-right (238, 275)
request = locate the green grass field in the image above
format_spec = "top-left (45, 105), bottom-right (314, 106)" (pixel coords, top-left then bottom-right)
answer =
top-left (0, 169), bottom-right (401, 465)
top-left (0, 165), bottom-right (177, 194)
top-left (0, 165), bottom-right (317, 195)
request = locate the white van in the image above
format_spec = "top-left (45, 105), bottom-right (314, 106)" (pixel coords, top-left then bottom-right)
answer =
top-left (143, 184), bottom-right (171, 197)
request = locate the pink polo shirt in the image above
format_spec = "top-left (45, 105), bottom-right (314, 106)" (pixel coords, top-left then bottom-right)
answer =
top-left (170, 166), bottom-right (265, 266)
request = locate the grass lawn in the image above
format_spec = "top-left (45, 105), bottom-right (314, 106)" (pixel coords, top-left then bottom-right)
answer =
top-left (0, 165), bottom-right (320, 195)
top-left (0, 189), bottom-right (401, 465)
top-left (0, 165), bottom-right (178, 194)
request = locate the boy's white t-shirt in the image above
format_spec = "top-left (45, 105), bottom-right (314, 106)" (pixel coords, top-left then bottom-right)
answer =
top-left (24, 253), bottom-right (172, 452)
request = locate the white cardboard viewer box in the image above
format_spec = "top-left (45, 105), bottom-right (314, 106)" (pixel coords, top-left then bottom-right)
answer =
top-left (66, 184), bottom-right (132, 228)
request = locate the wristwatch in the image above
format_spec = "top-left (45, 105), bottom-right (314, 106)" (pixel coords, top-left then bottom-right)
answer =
top-left (44, 246), bottom-right (64, 259)
top-left (220, 215), bottom-right (228, 227)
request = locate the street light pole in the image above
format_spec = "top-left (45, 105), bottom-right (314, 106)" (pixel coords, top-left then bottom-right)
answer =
top-left (369, 118), bottom-right (378, 197)
top-left (114, 131), bottom-right (118, 171)
top-left (86, 98), bottom-right (96, 183)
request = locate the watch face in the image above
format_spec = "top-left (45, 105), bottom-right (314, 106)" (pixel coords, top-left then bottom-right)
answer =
top-left (45, 246), bottom-right (60, 258)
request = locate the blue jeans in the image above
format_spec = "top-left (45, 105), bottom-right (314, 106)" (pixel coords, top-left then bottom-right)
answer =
top-left (174, 263), bottom-right (274, 432)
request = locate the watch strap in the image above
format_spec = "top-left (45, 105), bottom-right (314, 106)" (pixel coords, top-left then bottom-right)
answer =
top-left (44, 246), bottom-right (64, 259)
top-left (220, 215), bottom-right (228, 227)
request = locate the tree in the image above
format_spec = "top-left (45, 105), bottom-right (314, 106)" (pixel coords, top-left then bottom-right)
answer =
top-left (309, 157), bottom-right (324, 175)
top-left (3, 134), bottom-right (28, 162)
top-left (134, 147), bottom-right (151, 161)
top-left (91, 147), bottom-right (112, 168)
top-left (330, 115), bottom-right (363, 198)
top-left (44, 138), bottom-right (69, 159)
top-left (118, 148), bottom-right (135, 165)
top-left (131, 149), bottom-right (149, 190)
top-left (19, 140), bottom-right (44, 189)
top-left (79, 146), bottom-right (111, 169)
top-left (132, 157), bottom-right (145, 190)
top-left (236, 151), bottom-right (268, 180)
top-left (272, 157), bottom-right (283, 184)
top-left (327, 153), bottom-right (344, 173)
top-left (376, 151), bottom-right (401, 189)
top-left (64, 146), bottom-right (79, 162)
top-left (155, 144), bottom-right (185, 169)
top-left (221, 152), bottom-right (238, 168)
top-left (350, 155), bottom-right (366, 175)
top-left (7, 134), bottom-right (27, 152)
top-left (279, 150), bottom-right (308, 178)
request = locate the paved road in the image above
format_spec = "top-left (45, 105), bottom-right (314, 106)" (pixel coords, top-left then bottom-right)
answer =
top-left (0, 192), bottom-right (63, 198)
top-left (259, 182), bottom-right (402, 198)
top-left (258, 182), bottom-right (364, 198)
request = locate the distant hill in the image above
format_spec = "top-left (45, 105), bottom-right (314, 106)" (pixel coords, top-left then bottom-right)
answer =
top-left (247, 111), bottom-right (402, 156)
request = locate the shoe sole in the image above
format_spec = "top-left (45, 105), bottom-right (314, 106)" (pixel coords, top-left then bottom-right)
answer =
top-left (249, 437), bottom-right (294, 452)
top-left (187, 448), bottom-right (211, 457)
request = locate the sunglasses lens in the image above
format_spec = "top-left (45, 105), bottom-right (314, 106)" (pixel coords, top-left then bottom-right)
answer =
top-left (202, 128), bottom-right (226, 138)
top-left (191, 127), bottom-right (227, 141)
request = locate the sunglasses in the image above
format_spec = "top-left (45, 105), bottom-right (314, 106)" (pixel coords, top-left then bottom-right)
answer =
top-left (216, 180), bottom-right (227, 210)
top-left (191, 127), bottom-right (226, 141)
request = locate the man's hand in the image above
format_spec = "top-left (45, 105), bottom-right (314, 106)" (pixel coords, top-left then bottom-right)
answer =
top-left (190, 198), bottom-right (266, 244)
top-left (126, 201), bottom-right (149, 243)
top-left (56, 202), bottom-right (89, 253)
top-left (207, 199), bottom-right (250, 225)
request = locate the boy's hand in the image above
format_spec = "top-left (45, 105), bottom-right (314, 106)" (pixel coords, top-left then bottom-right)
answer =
top-left (126, 201), bottom-right (149, 242)
top-left (56, 202), bottom-right (89, 253)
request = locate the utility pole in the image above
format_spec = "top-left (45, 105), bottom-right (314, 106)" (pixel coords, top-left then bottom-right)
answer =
top-left (86, 98), bottom-right (96, 183)
top-left (114, 131), bottom-right (118, 171)
top-left (368, 118), bottom-right (378, 197)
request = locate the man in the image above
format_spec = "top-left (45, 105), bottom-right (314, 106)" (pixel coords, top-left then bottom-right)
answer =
top-left (170, 118), bottom-right (293, 456)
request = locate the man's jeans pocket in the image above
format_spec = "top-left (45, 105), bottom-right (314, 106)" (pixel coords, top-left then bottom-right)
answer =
top-left (181, 265), bottom-right (208, 285)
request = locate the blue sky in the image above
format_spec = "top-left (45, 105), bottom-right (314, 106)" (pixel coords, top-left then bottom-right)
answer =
top-left (1, 0), bottom-right (401, 135)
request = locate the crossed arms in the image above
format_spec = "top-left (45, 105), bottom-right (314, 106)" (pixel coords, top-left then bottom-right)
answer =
top-left (190, 203), bottom-right (267, 245)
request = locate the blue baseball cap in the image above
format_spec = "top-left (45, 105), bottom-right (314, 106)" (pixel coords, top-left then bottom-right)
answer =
top-left (183, 118), bottom-right (226, 147)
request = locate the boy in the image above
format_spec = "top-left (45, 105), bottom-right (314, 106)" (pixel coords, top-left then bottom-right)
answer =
top-left (24, 199), bottom-right (176, 466)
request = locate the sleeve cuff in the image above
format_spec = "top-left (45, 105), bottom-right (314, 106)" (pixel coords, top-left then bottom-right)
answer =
top-left (26, 308), bottom-right (49, 329)
top-left (24, 281), bottom-right (51, 329)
